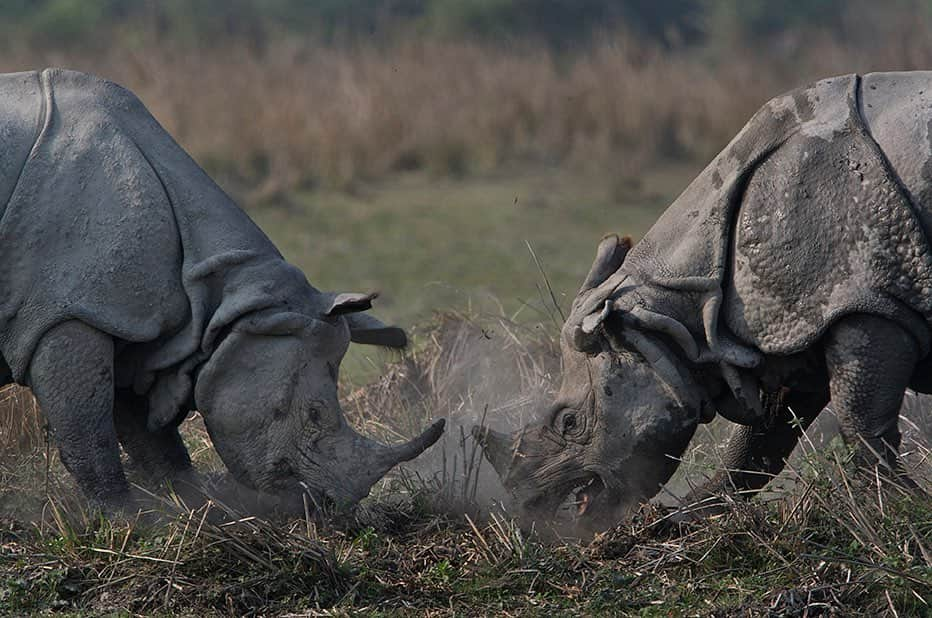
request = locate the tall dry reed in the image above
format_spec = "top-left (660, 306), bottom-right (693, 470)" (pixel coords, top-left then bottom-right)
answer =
top-left (4, 25), bottom-right (932, 195)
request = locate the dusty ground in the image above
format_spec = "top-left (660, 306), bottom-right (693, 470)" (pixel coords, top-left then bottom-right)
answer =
top-left (1, 314), bottom-right (930, 616)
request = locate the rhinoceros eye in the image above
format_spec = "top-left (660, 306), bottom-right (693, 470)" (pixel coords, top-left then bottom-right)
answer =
top-left (562, 412), bottom-right (577, 433)
top-left (554, 408), bottom-right (582, 438)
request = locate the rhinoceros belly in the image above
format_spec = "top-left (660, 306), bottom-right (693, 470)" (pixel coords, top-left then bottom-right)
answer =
top-left (0, 71), bottom-right (43, 217)
top-left (724, 78), bottom-right (932, 355)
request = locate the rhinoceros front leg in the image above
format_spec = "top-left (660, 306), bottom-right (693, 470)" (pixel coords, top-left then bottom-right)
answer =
top-left (28, 320), bottom-right (130, 508)
top-left (113, 390), bottom-right (194, 484)
top-left (681, 388), bottom-right (828, 515)
top-left (824, 313), bottom-right (919, 483)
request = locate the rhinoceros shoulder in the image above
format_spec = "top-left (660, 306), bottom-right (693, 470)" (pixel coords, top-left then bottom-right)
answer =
top-left (859, 71), bottom-right (932, 219)
top-left (38, 68), bottom-right (148, 118)
top-left (0, 71), bottom-right (43, 216)
top-left (724, 71), bottom-right (932, 355)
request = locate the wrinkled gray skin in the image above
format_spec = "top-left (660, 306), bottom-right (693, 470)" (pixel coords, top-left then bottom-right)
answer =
top-left (477, 72), bottom-right (932, 532)
top-left (0, 68), bottom-right (444, 511)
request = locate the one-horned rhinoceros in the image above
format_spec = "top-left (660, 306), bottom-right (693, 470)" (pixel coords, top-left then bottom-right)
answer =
top-left (475, 72), bottom-right (932, 531)
top-left (0, 68), bottom-right (444, 510)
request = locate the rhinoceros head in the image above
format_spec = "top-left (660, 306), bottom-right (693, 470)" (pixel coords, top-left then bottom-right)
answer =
top-left (194, 292), bottom-right (445, 508)
top-left (474, 236), bottom-right (708, 532)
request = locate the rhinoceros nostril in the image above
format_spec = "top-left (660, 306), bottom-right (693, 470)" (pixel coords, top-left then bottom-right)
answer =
top-left (273, 458), bottom-right (294, 477)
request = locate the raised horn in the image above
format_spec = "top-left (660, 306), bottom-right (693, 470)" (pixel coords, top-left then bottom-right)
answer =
top-left (374, 418), bottom-right (446, 469)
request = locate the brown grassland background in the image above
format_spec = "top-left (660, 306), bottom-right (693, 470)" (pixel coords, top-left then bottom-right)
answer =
top-left (4, 21), bottom-right (932, 195)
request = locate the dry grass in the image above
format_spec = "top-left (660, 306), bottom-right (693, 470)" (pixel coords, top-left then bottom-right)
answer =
top-left (1, 313), bottom-right (929, 615)
top-left (4, 24), bottom-right (932, 195)
top-left (0, 386), bottom-right (41, 456)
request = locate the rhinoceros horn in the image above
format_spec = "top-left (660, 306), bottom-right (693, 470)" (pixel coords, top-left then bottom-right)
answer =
top-left (372, 419), bottom-right (447, 473)
top-left (470, 425), bottom-right (516, 480)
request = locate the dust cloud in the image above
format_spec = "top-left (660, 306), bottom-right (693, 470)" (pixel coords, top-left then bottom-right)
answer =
top-left (346, 312), bottom-right (561, 517)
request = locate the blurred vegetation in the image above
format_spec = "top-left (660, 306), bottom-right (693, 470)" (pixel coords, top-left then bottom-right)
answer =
top-left (2, 0), bottom-right (684, 47)
top-left (4, 0), bottom-right (932, 50)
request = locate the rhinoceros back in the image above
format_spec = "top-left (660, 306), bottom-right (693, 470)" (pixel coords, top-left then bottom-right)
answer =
top-left (0, 68), bottom-right (290, 395)
top-left (0, 69), bottom-right (192, 382)
top-left (859, 72), bottom-right (932, 234)
top-left (725, 73), bottom-right (932, 355)
top-left (621, 73), bottom-right (932, 359)
top-left (0, 71), bottom-right (43, 217)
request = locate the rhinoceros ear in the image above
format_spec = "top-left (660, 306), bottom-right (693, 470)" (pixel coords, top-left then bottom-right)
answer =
top-left (345, 313), bottom-right (408, 348)
top-left (323, 292), bottom-right (406, 347)
top-left (579, 234), bottom-right (631, 293)
top-left (325, 292), bottom-right (378, 316)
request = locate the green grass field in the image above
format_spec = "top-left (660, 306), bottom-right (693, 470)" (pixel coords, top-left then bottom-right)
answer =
top-left (248, 162), bottom-right (698, 327)
top-left (247, 162), bottom-right (698, 382)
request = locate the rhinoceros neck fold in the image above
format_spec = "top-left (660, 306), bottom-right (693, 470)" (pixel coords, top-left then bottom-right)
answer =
top-left (94, 63), bottom-right (323, 372)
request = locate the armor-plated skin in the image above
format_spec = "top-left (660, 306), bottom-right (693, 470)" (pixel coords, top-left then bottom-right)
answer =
top-left (0, 69), bottom-right (444, 509)
top-left (476, 72), bottom-right (932, 531)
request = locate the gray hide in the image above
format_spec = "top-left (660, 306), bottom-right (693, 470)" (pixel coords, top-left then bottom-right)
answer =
top-left (0, 68), bottom-right (444, 508)
top-left (586, 72), bottom-right (932, 361)
top-left (477, 72), bottom-right (932, 532)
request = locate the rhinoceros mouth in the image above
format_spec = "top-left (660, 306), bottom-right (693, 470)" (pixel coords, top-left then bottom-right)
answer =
top-left (526, 472), bottom-right (608, 521)
top-left (573, 475), bottom-right (605, 517)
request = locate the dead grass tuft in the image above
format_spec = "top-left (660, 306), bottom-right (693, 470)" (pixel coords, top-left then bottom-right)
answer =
top-left (0, 386), bottom-right (41, 456)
